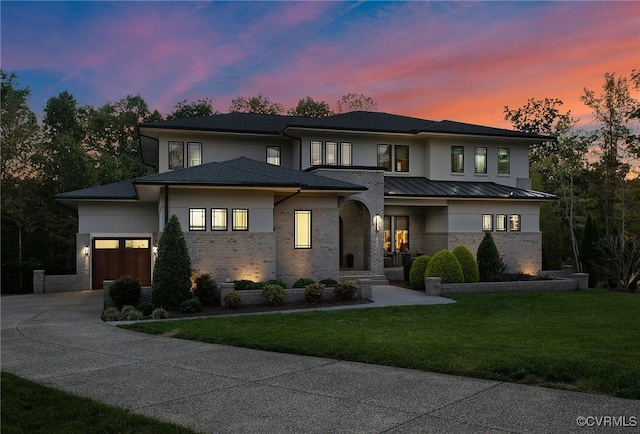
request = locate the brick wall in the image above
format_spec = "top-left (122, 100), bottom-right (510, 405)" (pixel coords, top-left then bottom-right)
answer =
top-left (34, 233), bottom-right (91, 293)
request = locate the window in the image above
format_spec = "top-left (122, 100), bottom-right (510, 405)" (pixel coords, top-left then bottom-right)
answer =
top-left (94, 240), bottom-right (119, 249)
top-left (475, 147), bottom-right (487, 174)
top-left (211, 208), bottom-right (228, 231)
top-left (451, 146), bottom-right (464, 173)
top-left (340, 142), bottom-right (352, 166)
top-left (482, 214), bottom-right (493, 231)
top-left (395, 145), bottom-right (409, 172)
top-left (187, 142), bottom-right (202, 167)
top-left (377, 145), bottom-right (391, 171)
top-left (496, 214), bottom-right (507, 231)
top-left (125, 240), bottom-right (149, 249)
top-left (383, 216), bottom-right (409, 252)
top-left (267, 146), bottom-right (280, 166)
top-left (310, 141), bottom-right (322, 166)
top-left (294, 210), bottom-right (312, 249)
top-left (498, 148), bottom-right (510, 175)
top-left (169, 141), bottom-right (184, 170)
top-left (189, 208), bottom-right (206, 231)
top-left (325, 141), bottom-right (338, 166)
top-left (510, 214), bottom-right (521, 231)
top-left (232, 209), bottom-right (248, 231)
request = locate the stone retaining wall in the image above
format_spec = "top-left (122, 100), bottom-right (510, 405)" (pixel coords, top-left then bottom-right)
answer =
top-left (425, 273), bottom-right (589, 296)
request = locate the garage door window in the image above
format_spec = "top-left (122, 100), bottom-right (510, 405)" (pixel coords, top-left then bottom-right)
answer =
top-left (94, 240), bottom-right (119, 249)
top-left (126, 240), bottom-right (149, 249)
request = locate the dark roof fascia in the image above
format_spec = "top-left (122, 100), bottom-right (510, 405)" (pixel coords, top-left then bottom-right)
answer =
top-left (385, 193), bottom-right (557, 201)
top-left (139, 124), bottom-right (284, 136)
top-left (283, 124), bottom-right (422, 136)
top-left (132, 179), bottom-right (366, 192)
top-left (305, 165), bottom-right (385, 172)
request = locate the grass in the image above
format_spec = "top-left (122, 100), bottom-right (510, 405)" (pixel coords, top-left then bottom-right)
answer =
top-left (121, 289), bottom-right (640, 399)
top-left (0, 372), bottom-right (198, 434)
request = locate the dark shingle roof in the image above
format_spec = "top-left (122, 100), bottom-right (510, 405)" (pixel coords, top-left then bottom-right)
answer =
top-left (140, 113), bottom-right (305, 135)
top-left (384, 177), bottom-right (556, 200)
top-left (55, 180), bottom-right (138, 200)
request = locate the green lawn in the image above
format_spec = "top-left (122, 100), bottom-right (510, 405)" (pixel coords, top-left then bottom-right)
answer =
top-left (1, 372), bottom-right (198, 434)
top-left (121, 289), bottom-right (640, 399)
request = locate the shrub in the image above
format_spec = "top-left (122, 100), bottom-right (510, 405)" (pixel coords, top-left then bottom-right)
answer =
top-left (194, 273), bottom-right (217, 306)
top-left (477, 231), bottom-right (506, 281)
top-left (179, 298), bottom-right (203, 313)
top-left (334, 281), bottom-right (357, 300)
top-left (137, 302), bottom-right (155, 317)
top-left (257, 279), bottom-right (287, 289)
top-left (108, 275), bottom-right (141, 309)
top-left (319, 278), bottom-right (338, 287)
top-left (426, 250), bottom-right (464, 284)
top-left (293, 278), bottom-right (315, 288)
top-left (119, 305), bottom-right (143, 321)
top-left (223, 290), bottom-right (243, 308)
top-left (262, 284), bottom-right (286, 305)
top-left (404, 257), bottom-right (415, 283)
top-left (103, 307), bottom-right (120, 321)
top-left (151, 307), bottom-right (169, 319)
top-left (234, 279), bottom-right (258, 290)
top-left (304, 283), bottom-right (325, 303)
top-left (452, 245), bottom-right (480, 283)
top-left (152, 215), bottom-right (192, 310)
top-left (409, 255), bottom-right (431, 289)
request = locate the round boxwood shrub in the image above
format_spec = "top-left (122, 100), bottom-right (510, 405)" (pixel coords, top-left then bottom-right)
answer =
top-left (403, 257), bottom-right (415, 283)
top-left (334, 281), bottom-right (357, 300)
top-left (452, 245), bottom-right (480, 283)
top-left (179, 298), bottom-right (203, 313)
top-left (234, 279), bottom-right (258, 290)
top-left (426, 250), bottom-right (464, 284)
top-left (409, 255), bottom-right (431, 289)
top-left (152, 215), bottom-right (192, 310)
top-left (477, 231), bottom-right (506, 282)
top-left (259, 279), bottom-right (287, 289)
top-left (319, 278), bottom-right (338, 287)
top-left (304, 283), bottom-right (325, 303)
top-left (262, 284), bottom-right (286, 305)
top-left (194, 273), bottom-right (217, 306)
top-left (293, 278), bottom-right (315, 288)
top-left (108, 275), bottom-right (141, 309)
top-left (223, 290), bottom-right (243, 308)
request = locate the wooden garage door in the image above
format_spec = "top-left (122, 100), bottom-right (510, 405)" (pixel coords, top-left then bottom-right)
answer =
top-left (92, 238), bottom-right (151, 289)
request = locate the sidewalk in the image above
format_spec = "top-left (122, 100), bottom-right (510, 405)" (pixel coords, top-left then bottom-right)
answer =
top-left (2, 289), bottom-right (638, 433)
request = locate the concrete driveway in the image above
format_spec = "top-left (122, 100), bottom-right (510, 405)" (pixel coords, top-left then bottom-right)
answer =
top-left (2, 289), bottom-right (638, 433)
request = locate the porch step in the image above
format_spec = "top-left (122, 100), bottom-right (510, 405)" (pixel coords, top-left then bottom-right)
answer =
top-left (339, 271), bottom-right (389, 285)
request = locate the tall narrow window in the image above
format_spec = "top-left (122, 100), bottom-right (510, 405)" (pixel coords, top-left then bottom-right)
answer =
top-left (211, 208), bottom-right (228, 231)
top-left (383, 216), bottom-right (391, 252)
top-left (187, 142), bottom-right (202, 167)
top-left (498, 148), bottom-right (510, 174)
top-left (294, 210), bottom-right (312, 249)
top-left (384, 216), bottom-right (409, 252)
top-left (169, 141), bottom-right (184, 170)
top-left (509, 214), bottom-right (521, 231)
top-left (475, 147), bottom-right (487, 174)
top-left (189, 208), bottom-right (206, 231)
top-left (325, 141), bottom-right (338, 166)
top-left (482, 214), bottom-right (493, 231)
top-left (377, 144), bottom-right (391, 171)
top-left (451, 146), bottom-right (464, 173)
top-left (232, 209), bottom-right (248, 231)
top-left (310, 141), bottom-right (322, 166)
top-left (496, 214), bottom-right (507, 231)
top-left (340, 142), bottom-right (352, 166)
top-left (395, 145), bottom-right (409, 172)
top-left (267, 146), bottom-right (281, 166)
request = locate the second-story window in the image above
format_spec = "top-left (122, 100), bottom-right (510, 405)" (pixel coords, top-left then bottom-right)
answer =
top-left (325, 141), bottom-right (338, 166)
top-left (377, 145), bottom-right (392, 171)
top-left (451, 146), bottom-right (464, 173)
top-left (475, 147), bottom-right (487, 174)
top-left (267, 146), bottom-right (280, 166)
top-left (188, 142), bottom-right (202, 167)
top-left (498, 148), bottom-right (510, 175)
top-left (311, 141), bottom-right (322, 166)
top-left (395, 145), bottom-right (409, 172)
top-left (340, 142), bottom-right (352, 166)
top-left (169, 141), bottom-right (184, 170)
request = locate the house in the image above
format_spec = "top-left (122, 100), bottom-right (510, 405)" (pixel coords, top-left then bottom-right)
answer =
top-left (50, 111), bottom-right (555, 291)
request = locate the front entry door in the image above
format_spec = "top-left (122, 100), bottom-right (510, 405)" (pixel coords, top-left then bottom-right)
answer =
top-left (92, 238), bottom-right (151, 289)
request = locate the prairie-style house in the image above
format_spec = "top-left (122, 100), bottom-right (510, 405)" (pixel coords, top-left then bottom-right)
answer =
top-left (53, 111), bottom-right (555, 291)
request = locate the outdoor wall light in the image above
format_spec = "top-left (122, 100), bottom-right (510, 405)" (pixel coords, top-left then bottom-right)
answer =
top-left (153, 245), bottom-right (158, 257)
top-left (84, 246), bottom-right (89, 256)
top-left (374, 214), bottom-right (382, 232)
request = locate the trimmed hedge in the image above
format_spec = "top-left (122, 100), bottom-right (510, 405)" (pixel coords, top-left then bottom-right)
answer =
top-left (426, 250), bottom-right (464, 284)
top-left (409, 255), bottom-right (431, 289)
top-left (108, 275), bottom-right (141, 309)
top-left (452, 245), bottom-right (480, 283)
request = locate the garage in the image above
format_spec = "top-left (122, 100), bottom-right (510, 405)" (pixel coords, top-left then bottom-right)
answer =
top-left (92, 238), bottom-right (152, 289)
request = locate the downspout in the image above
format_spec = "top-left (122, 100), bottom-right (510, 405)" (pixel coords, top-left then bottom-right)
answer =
top-left (274, 188), bottom-right (302, 206)
top-left (164, 185), bottom-right (169, 228)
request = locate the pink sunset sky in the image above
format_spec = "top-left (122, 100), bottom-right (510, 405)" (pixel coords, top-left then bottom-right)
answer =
top-left (2, 1), bottom-right (638, 129)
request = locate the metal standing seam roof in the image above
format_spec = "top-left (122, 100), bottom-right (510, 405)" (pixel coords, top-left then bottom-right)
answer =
top-left (384, 177), bottom-right (557, 200)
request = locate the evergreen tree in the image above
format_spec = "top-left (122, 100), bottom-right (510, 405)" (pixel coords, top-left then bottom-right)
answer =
top-left (477, 232), bottom-right (505, 281)
top-left (152, 215), bottom-right (192, 310)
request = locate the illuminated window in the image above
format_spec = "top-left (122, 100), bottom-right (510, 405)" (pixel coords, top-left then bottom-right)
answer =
top-left (310, 141), bottom-right (322, 166)
top-left (169, 141), bottom-right (184, 169)
top-left (94, 240), bottom-right (119, 249)
top-left (325, 141), bottom-right (338, 165)
top-left (189, 208), bottom-right (206, 231)
top-left (211, 208), bottom-right (227, 231)
top-left (125, 240), bottom-right (149, 249)
top-left (496, 214), bottom-right (507, 231)
top-left (377, 145), bottom-right (391, 171)
top-left (232, 209), bottom-right (248, 231)
top-left (267, 146), bottom-right (280, 166)
top-left (482, 214), bottom-right (493, 231)
top-left (340, 142), bottom-right (352, 166)
top-left (187, 142), bottom-right (202, 167)
top-left (451, 146), bottom-right (464, 173)
top-left (395, 145), bottom-right (409, 172)
top-left (498, 148), bottom-right (510, 174)
top-left (294, 210), bottom-right (312, 249)
top-left (475, 147), bottom-right (487, 174)
top-left (383, 216), bottom-right (409, 252)
top-left (510, 214), bottom-right (521, 231)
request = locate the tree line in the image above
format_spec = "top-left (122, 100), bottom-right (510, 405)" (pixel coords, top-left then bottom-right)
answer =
top-left (1, 69), bottom-right (639, 292)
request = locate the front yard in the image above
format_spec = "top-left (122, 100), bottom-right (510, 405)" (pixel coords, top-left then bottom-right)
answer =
top-left (121, 289), bottom-right (640, 399)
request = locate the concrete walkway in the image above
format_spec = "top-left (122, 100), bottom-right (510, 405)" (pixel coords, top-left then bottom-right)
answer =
top-left (2, 288), bottom-right (638, 433)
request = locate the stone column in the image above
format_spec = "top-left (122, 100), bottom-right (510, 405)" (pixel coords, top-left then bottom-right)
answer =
top-left (357, 279), bottom-right (372, 300)
top-left (33, 270), bottom-right (45, 294)
top-left (425, 277), bottom-right (442, 296)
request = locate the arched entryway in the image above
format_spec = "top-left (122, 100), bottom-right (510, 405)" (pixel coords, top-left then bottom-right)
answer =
top-left (339, 199), bottom-right (371, 271)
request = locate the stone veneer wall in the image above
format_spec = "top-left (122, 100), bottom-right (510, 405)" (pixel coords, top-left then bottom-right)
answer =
top-left (184, 231), bottom-right (277, 284)
top-left (339, 200), bottom-right (368, 269)
top-left (34, 233), bottom-right (91, 293)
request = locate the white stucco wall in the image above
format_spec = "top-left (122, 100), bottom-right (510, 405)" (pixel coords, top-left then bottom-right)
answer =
top-left (78, 202), bottom-right (158, 233)
top-left (447, 200), bottom-right (540, 232)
